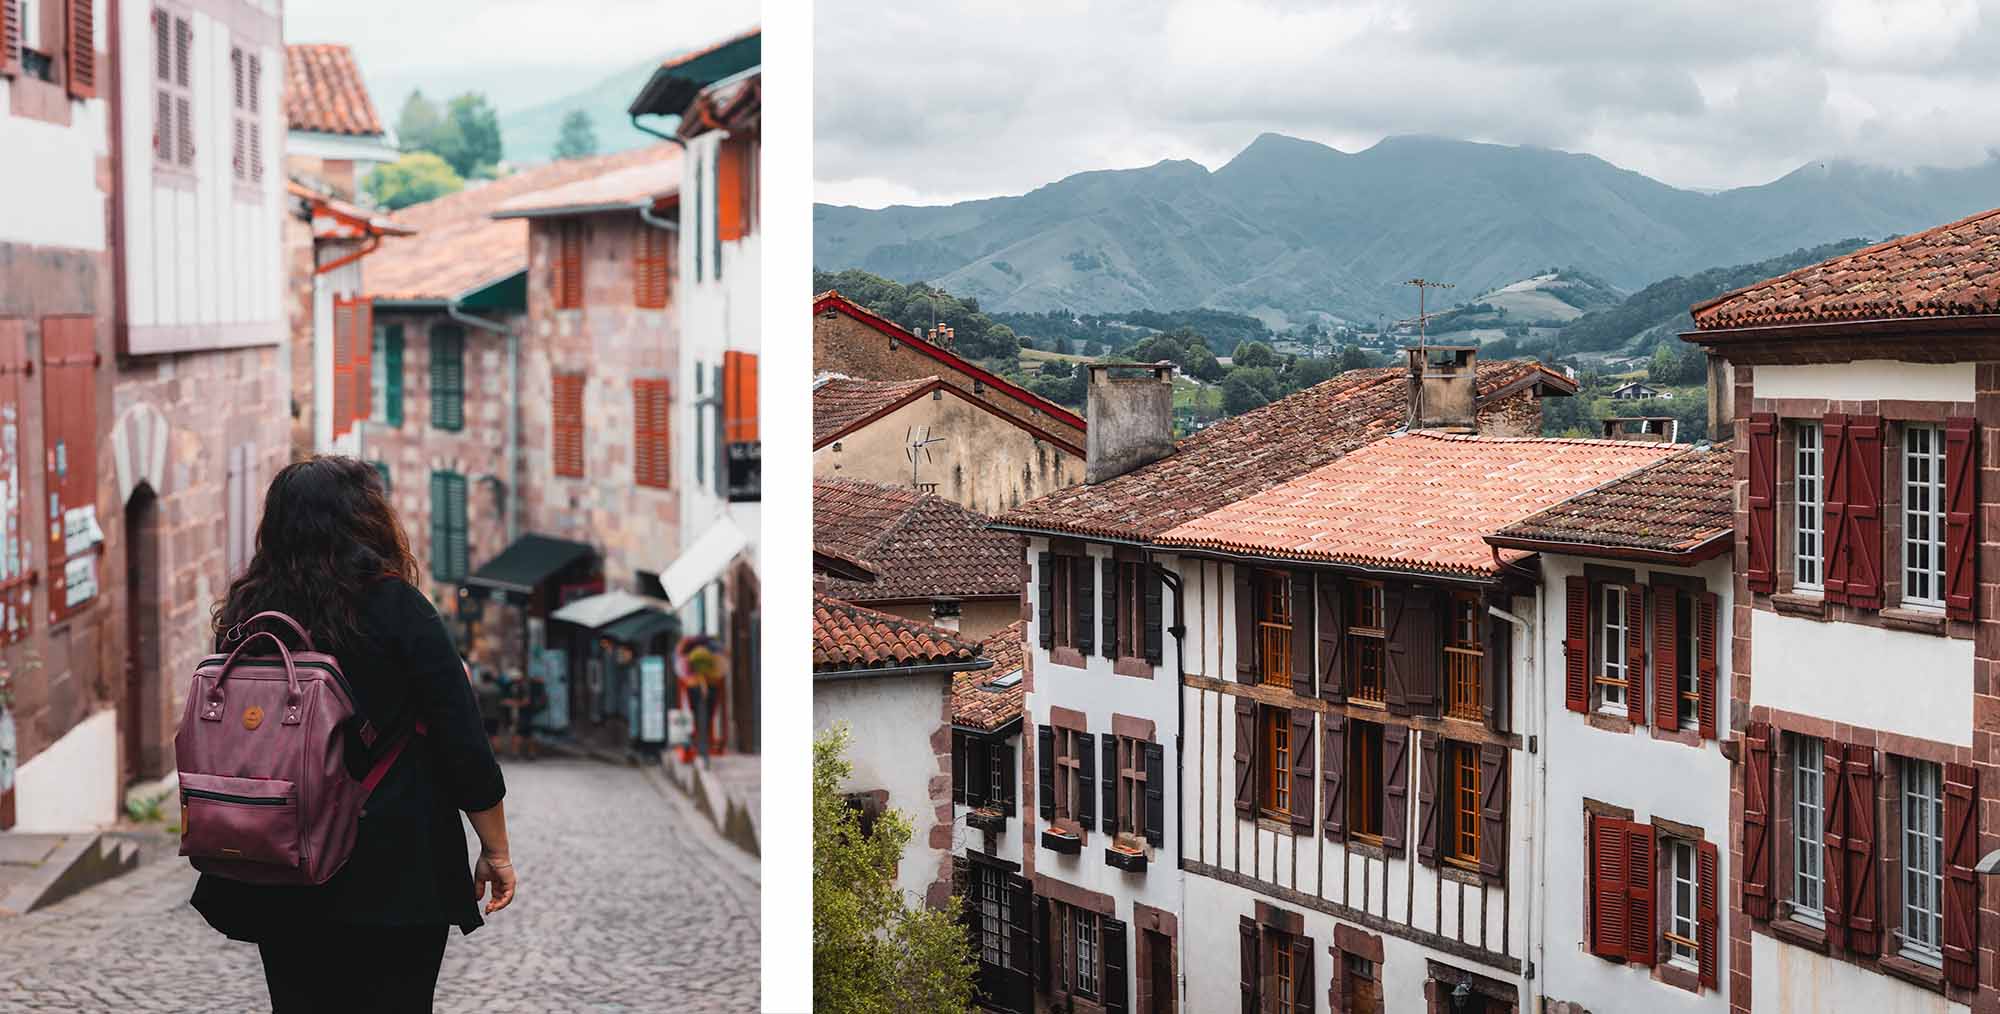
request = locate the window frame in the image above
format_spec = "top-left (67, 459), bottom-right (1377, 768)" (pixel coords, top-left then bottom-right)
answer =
top-left (1259, 705), bottom-right (1291, 821)
top-left (1052, 900), bottom-right (1103, 1002)
top-left (1794, 421), bottom-right (1824, 592)
top-left (1595, 582), bottom-right (1629, 714)
top-left (1788, 733), bottom-right (1826, 926)
top-left (1115, 734), bottom-right (1147, 841)
top-left (972, 860), bottom-right (1013, 972)
top-left (1349, 579), bottom-right (1386, 706)
top-left (1665, 835), bottom-right (1700, 970)
top-left (1049, 552), bottom-right (1078, 649)
top-left (1675, 589), bottom-right (1699, 729)
top-left (1113, 558), bottom-right (1144, 660)
top-left (1902, 423), bottom-right (1947, 610)
top-left (1347, 719), bottom-right (1384, 841)
top-left (1442, 740), bottom-right (1481, 870)
top-left (1053, 727), bottom-right (1084, 826)
top-left (1256, 569), bottom-right (1293, 689)
top-left (1444, 590), bottom-right (1482, 721)
top-left (1899, 756), bottom-right (1945, 965)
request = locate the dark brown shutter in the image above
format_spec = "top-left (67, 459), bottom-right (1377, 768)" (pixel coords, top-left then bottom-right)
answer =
top-left (1823, 413), bottom-right (1851, 603)
top-left (1698, 840), bottom-right (1720, 990)
top-left (1383, 582), bottom-right (1410, 712)
top-left (1007, 874), bottom-right (1033, 983)
top-left (1290, 710), bottom-right (1315, 832)
top-left (1321, 714), bottom-right (1346, 841)
top-left (1652, 583), bottom-right (1679, 732)
top-left (1102, 557), bottom-right (1118, 659)
top-left (1748, 412), bottom-right (1777, 592)
top-left (1142, 565), bottom-right (1163, 666)
top-left (1742, 721), bottom-right (1774, 920)
top-left (952, 732), bottom-right (966, 805)
top-left (66, 0), bottom-right (95, 99)
top-left (1143, 742), bottom-right (1164, 845)
top-left (1038, 725), bottom-right (1055, 820)
top-left (1589, 815), bottom-right (1630, 960)
top-left (1944, 417), bottom-right (1977, 620)
top-left (1101, 734), bottom-right (1118, 834)
top-left (1074, 555), bottom-right (1094, 656)
top-left (1290, 935), bottom-right (1314, 1014)
top-left (1564, 575), bottom-right (1589, 713)
top-left (1290, 571), bottom-right (1313, 697)
top-left (1034, 895), bottom-right (1052, 994)
top-left (1847, 416), bottom-right (1885, 608)
top-left (1821, 741), bottom-right (1847, 952)
top-left (1625, 821), bottom-right (1656, 966)
top-left (1403, 586), bottom-right (1442, 714)
top-left (1943, 762), bottom-right (1979, 989)
top-left (1842, 744), bottom-right (1879, 956)
top-left (1415, 733), bottom-right (1440, 866)
top-left (1477, 743), bottom-right (1507, 878)
top-left (1038, 553), bottom-right (1054, 648)
top-left (1076, 731), bottom-right (1096, 827)
top-left (1235, 568), bottom-right (1256, 682)
top-left (1482, 599), bottom-right (1510, 732)
top-left (1238, 916), bottom-right (1258, 1014)
top-left (1382, 725), bottom-right (1408, 855)
top-left (1624, 585), bottom-right (1646, 726)
top-left (1102, 916), bottom-right (1129, 1014)
top-left (1317, 573), bottom-right (1345, 702)
top-left (1, 0), bottom-right (21, 78)
top-left (1697, 593), bottom-right (1718, 740)
top-left (1001, 740), bottom-right (1017, 814)
top-left (1234, 699), bottom-right (1256, 818)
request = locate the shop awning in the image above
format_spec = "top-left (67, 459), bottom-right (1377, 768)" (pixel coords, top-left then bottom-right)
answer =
top-left (465, 534), bottom-right (595, 595)
top-left (600, 608), bottom-right (679, 647)
top-left (660, 516), bottom-right (749, 607)
top-left (549, 590), bottom-right (663, 630)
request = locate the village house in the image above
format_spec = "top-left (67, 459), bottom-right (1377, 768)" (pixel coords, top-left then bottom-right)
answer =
top-left (1612, 381), bottom-right (1671, 401)
top-left (1684, 208), bottom-right (2000, 1014)
top-left (281, 43), bottom-right (396, 202)
top-left (951, 621), bottom-right (1034, 1012)
top-left (814, 477), bottom-right (1024, 639)
top-left (814, 290), bottom-right (1087, 516)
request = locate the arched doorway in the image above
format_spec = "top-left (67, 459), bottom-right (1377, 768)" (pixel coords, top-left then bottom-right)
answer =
top-left (123, 484), bottom-right (163, 785)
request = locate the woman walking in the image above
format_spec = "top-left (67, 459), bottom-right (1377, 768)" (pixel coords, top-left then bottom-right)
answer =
top-left (193, 457), bottom-right (516, 1013)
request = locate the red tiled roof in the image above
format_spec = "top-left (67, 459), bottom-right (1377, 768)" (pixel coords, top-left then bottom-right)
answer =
top-left (284, 44), bottom-right (384, 137)
top-left (952, 622), bottom-right (1026, 732)
top-left (814, 594), bottom-right (984, 674)
top-left (285, 179), bottom-right (411, 237)
top-left (1487, 447), bottom-right (1734, 562)
top-left (1692, 206), bottom-right (2000, 330)
top-left (997, 360), bottom-right (1576, 543)
top-left (814, 478), bottom-right (1023, 602)
top-left (814, 375), bottom-right (936, 447)
top-left (366, 145), bottom-right (677, 302)
top-left (1159, 432), bottom-right (1677, 577)
top-left (491, 157), bottom-right (683, 219)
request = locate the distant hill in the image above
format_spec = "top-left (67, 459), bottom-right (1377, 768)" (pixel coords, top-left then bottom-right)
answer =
top-left (499, 54), bottom-right (674, 165)
top-left (814, 133), bottom-right (2000, 327)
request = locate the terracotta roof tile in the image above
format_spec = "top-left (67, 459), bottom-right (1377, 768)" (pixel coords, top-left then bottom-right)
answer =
top-left (997, 360), bottom-right (1577, 543)
top-left (284, 44), bottom-right (383, 137)
top-left (491, 157), bottom-right (683, 219)
top-left (813, 375), bottom-right (936, 446)
top-left (1487, 447), bottom-right (1734, 560)
top-left (366, 145), bottom-right (677, 302)
top-left (813, 594), bottom-right (983, 674)
top-left (952, 622), bottom-right (1026, 731)
top-left (1159, 432), bottom-right (1678, 577)
top-left (814, 478), bottom-right (1023, 602)
top-left (1692, 206), bottom-right (2000, 330)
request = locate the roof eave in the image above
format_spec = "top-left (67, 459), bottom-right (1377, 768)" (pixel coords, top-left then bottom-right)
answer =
top-left (490, 199), bottom-right (667, 221)
top-left (1480, 532), bottom-right (1732, 566)
top-left (1682, 312), bottom-right (2000, 345)
top-left (1157, 543), bottom-right (1504, 586)
top-left (814, 657), bottom-right (991, 682)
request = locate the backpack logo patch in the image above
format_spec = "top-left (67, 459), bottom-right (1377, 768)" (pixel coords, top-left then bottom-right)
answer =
top-left (242, 706), bottom-right (264, 731)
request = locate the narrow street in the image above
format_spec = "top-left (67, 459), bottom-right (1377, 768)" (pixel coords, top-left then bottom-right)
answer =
top-left (0, 758), bottom-right (761, 1013)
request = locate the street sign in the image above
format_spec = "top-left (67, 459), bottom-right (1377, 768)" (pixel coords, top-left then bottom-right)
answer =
top-left (726, 441), bottom-right (760, 502)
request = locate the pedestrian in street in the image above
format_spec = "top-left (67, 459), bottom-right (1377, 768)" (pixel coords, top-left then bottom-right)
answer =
top-left (474, 663), bottom-right (505, 756)
top-left (684, 641), bottom-right (722, 765)
top-left (195, 456), bottom-right (518, 1014)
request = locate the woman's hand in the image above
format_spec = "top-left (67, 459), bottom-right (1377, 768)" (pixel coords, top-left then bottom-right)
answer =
top-left (474, 852), bottom-right (516, 914)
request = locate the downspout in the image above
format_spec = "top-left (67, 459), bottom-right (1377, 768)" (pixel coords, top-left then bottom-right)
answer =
top-left (1156, 560), bottom-right (1189, 1007)
top-left (1488, 598), bottom-right (1538, 1009)
top-left (639, 203), bottom-right (680, 234)
top-left (629, 114), bottom-right (689, 151)
top-left (446, 301), bottom-right (516, 540)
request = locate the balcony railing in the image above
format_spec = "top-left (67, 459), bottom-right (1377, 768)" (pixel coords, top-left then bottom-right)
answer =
top-left (1445, 646), bottom-right (1482, 720)
top-left (1260, 622), bottom-right (1292, 687)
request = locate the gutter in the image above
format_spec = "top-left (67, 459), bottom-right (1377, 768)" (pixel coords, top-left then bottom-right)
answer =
top-left (630, 113), bottom-right (690, 150)
top-left (1482, 534), bottom-right (1730, 567)
top-left (1487, 598), bottom-right (1539, 1009)
top-left (445, 302), bottom-right (519, 541)
top-left (814, 658), bottom-right (992, 683)
top-left (640, 201), bottom-right (680, 233)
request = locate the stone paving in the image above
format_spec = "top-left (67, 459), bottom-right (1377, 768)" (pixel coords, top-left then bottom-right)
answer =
top-left (0, 758), bottom-right (762, 1013)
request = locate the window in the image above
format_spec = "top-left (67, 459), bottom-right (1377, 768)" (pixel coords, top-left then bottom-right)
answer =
top-left (1240, 915), bottom-right (1313, 1013)
top-left (635, 220), bottom-right (670, 309)
top-left (1113, 559), bottom-right (1144, 659)
top-left (552, 220), bottom-right (585, 309)
top-left (1666, 837), bottom-right (1699, 969)
top-left (429, 324), bottom-right (464, 431)
top-left (1048, 901), bottom-right (1104, 1001)
top-left (1073, 906), bottom-right (1100, 998)
top-left (1350, 580), bottom-right (1386, 704)
top-left (1596, 583), bottom-right (1629, 714)
top-left (1050, 553), bottom-right (1077, 648)
top-left (551, 370), bottom-right (586, 479)
top-left (429, 470), bottom-right (467, 583)
top-left (1904, 424), bottom-right (1946, 608)
top-left (953, 732), bottom-right (1014, 815)
top-left (1795, 422), bottom-right (1823, 590)
top-left (1901, 758), bottom-right (1944, 964)
top-left (1258, 571), bottom-right (1293, 688)
top-left (633, 378), bottom-right (671, 489)
top-left (1260, 706), bottom-right (1291, 819)
top-left (1445, 591), bottom-right (1482, 720)
top-left (1268, 931), bottom-right (1294, 1004)
top-left (1444, 741), bottom-right (1480, 868)
top-left (1348, 720), bottom-right (1384, 840)
top-left (228, 43), bottom-right (263, 184)
top-left (372, 323), bottom-right (403, 428)
top-left (971, 862), bottom-right (1014, 970)
top-left (1675, 590), bottom-right (1699, 729)
top-left (1048, 726), bottom-right (1091, 826)
top-left (1116, 736), bottom-right (1145, 838)
top-left (151, 7), bottom-right (194, 169)
top-left (1790, 734), bottom-right (1825, 923)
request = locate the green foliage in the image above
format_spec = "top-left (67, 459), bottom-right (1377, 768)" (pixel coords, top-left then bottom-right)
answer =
top-left (1222, 368), bottom-right (1278, 414)
top-left (990, 307), bottom-right (1271, 355)
top-left (1648, 342), bottom-right (1706, 386)
top-left (812, 268), bottom-right (1022, 367)
top-left (815, 726), bottom-right (976, 1014)
top-left (395, 91), bottom-right (447, 156)
top-left (396, 90), bottom-right (504, 179)
top-left (1230, 340), bottom-right (1278, 370)
top-left (364, 152), bottom-right (464, 211)
top-left (553, 109), bottom-right (599, 160)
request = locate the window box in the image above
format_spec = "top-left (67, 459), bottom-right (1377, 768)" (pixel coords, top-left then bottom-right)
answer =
top-left (1042, 826), bottom-right (1082, 854)
top-left (1104, 844), bottom-right (1147, 873)
top-left (968, 807), bottom-right (1008, 834)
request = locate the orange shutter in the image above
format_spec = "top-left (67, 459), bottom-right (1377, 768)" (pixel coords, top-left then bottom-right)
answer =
top-left (635, 220), bottom-right (670, 309)
top-left (716, 135), bottom-right (751, 241)
top-left (331, 297), bottom-right (355, 439)
top-left (552, 371), bottom-right (585, 478)
top-left (723, 351), bottom-right (758, 443)
top-left (2, 0), bottom-right (21, 78)
top-left (554, 221), bottom-right (585, 309)
top-left (66, 0), bottom-right (95, 99)
top-left (351, 297), bottom-right (374, 426)
top-left (633, 379), bottom-right (671, 489)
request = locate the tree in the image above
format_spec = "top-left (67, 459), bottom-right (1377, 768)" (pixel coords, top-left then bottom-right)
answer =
top-left (1222, 370), bottom-right (1274, 415)
top-left (394, 91), bottom-right (445, 154)
top-left (553, 109), bottom-right (598, 160)
top-left (1040, 359), bottom-right (1074, 381)
top-left (1338, 344), bottom-right (1375, 373)
top-left (814, 726), bottom-right (976, 1014)
top-left (1231, 340), bottom-right (1277, 370)
top-left (363, 152), bottom-right (463, 210)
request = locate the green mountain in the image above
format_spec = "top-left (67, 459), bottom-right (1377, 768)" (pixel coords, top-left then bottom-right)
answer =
top-left (499, 54), bottom-right (675, 165)
top-left (814, 133), bottom-right (2000, 326)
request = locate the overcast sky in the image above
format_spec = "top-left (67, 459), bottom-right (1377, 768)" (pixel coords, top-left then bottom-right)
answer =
top-left (815, 0), bottom-right (2000, 209)
top-left (285, 0), bottom-right (758, 120)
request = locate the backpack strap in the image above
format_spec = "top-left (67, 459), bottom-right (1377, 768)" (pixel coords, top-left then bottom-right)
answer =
top-left (224, 611), bottom-right (318, 652)
top-left (359, 720), bottom-right (429, 795)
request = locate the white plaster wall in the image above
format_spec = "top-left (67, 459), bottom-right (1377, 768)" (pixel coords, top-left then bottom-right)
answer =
top-left (816, 672), bottom-right (951, 908)
top-left (1751, 932), bottom-right (1966, 1014)
top-left (1755, 361), bottom-right (1975, 404)
top-left (1751, 610), bottom-right (1973, 747)
top-left (11, 709), bottom-right (119, 832)
top-left (1536, 554), bottom-right (1734, 1013)
top-left (0, 8), bottom-right (108, 250)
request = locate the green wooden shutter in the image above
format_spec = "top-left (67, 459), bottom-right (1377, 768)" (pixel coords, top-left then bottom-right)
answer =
top-left (430, 469), bottom-right (467, 582)
top-left (372, 460), bottom-right (391, 494)
top-left (383, 324), bottom-right (404, 427)
top-left (429, 471), bottom-right (448, 581)
top-left (430, 325), bottom-right (464, 432)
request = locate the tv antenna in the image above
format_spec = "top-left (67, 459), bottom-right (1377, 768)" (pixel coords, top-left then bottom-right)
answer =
top-left (1404, 278), bottom-right (1455, 352)
top-left (906, 425), bottom-right (945, 487)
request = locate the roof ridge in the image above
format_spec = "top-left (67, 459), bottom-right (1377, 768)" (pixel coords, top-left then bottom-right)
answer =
top-left (1691, 204), bottom-right (2000, 322)
top-left (1403, 430), bottom-right (1685, 448)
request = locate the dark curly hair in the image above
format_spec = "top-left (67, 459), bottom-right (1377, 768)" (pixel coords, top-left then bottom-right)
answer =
top-left (213, 455), bottom-right (418, 650)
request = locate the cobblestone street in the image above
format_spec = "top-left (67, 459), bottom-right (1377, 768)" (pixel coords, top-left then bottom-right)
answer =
top-left (0, 758), bottom-right (761, 1013)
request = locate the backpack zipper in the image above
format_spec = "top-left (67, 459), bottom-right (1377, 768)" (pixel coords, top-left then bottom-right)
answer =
top-left (183, 787), bottom-right (291, 806)
top-left (199, 656), bottom-right (358, 703)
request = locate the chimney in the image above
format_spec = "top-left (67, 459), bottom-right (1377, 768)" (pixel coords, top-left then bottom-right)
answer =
top-left (1405, 345), bottom-right (1478, 432)
top-left (1601, 416), bottom-right (1679, 443)
top-left (1085, 362), bottom-right (1176, 484)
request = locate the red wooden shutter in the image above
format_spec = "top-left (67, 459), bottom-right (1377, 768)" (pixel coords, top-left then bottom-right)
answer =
top-left (1943, 762), bottom-right (1979, 989)
top-left (1564, 575), bottom-right (1588, 713)
top-left (556, 221), bottom-right (585, 309)
top-left (1624, 584), bottom-right (1646, 726)
top-left (1748, 412), bottom-right (1777, 593)
top-left (1238, 916), bottom-right (1258, 1014)
top-left (1590, 815), bottom-right (1630, 960)
top-left (1696, 592), bottom-right (1718, 740)
top-left (351, 297), bottom-right (374, 426)
top-left (551, 371), bottom-right (586, 478)
top-left (635, 221), bottom-right (670, 309)
top-left (1316, 573), bottom-right (1345, 702)
top-left (1, 0), bottom-right (21, 78)
top-left (331, 297), bottom-right (355, 439)
top-left (1847, 416), bottom-right (1885, 608)
top-left (1625, 820), bottom-right (1656, 966)
top-left (717, 135), bottom-right (750, 242)
top-left (1652, 582), bottom-right (1679, 731)
top-left (634, 379), bottom-right (671, 489)
top-left (1944, 417), bottom-right (1977, 620)
top-left (1381, 724), bottom-right (1408, 855)
top-left (1742, 721), bottom-right (1773, 919)
top-left (1477, 743), bottom-right (1507, 878)
top-left (1823, 414), bottom-right (1850, 604)
top-left (1233, 698), bottom-right (1256, 817)
top-left (1842, 744), bottom-right (1879, 955)
top-left (1698, 839), bottom-right (1719, 989)
top-left (1415, 733), bottom-right (1440, 866)
top-left (1821, 740), bottom-right (1847, 952)
top-left (42, 315), bottom-right (98, 624)
top-left (1234, 568), bottom-right (1256, 683)
top-left (1289, 709), bottom-right (1315, 832)
top-left (1321, 714), bottom-right (1345, 841)
top-left (66, 0), bottom-right (95, 99)
top-left (724, 351), bottom-right (759, 443)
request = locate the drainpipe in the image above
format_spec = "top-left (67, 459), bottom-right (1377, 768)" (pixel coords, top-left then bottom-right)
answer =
top-left (1155, 560), bottom-right (1190, 1006)
top-left (1488, 598), bottom-right (1538, 1009)
top-left (446, 301), bottom-right (517, 541)
top-left (629, 114), bottom-right (689, 151)
top-left (639, 203), bottom-right (679, 234)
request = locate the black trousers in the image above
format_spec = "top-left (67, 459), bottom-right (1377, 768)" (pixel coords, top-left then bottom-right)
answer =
top-left (259, 924), bottom-right (449, 1014)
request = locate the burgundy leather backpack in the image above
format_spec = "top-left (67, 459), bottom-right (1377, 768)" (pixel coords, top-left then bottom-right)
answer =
top-left (173, 611), bottom-right (418, 885)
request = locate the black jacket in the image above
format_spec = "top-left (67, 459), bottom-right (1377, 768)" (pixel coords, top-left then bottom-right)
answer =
top-left (192, 578), bottom-right (507, 939)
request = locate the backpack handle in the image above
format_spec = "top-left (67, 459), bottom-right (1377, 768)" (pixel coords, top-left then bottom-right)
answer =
top-left (226, 611), bottom-right (316, 652)
top-left (201, 629), bottom-right (303, 724)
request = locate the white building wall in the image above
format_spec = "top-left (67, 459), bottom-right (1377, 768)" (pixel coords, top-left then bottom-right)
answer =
top-left (0, 10), bottom-right (108, 251)
top-left (1755, 361), bottom-right (1976, 404)
top-left (1752, 611), bottom-right (1973, 747)
top-left (1751, 932), bottom-right (1968, 1014)
top-left (10, 710), bottom-right (119, 832)
top-left (816, 672), bottom-right (951, 908)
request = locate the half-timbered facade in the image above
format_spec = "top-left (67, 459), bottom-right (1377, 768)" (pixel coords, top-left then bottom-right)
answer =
top-left (952, 622), bottom-right (1035, 1013)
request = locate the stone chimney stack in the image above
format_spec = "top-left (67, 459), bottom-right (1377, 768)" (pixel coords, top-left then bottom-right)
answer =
top-left (1600, 416), bottom-right (1679, 443)
top-left (1085, 362), bottom-right (1176, 484)
top-left (1405, 345), bottom-right (1479, 432)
